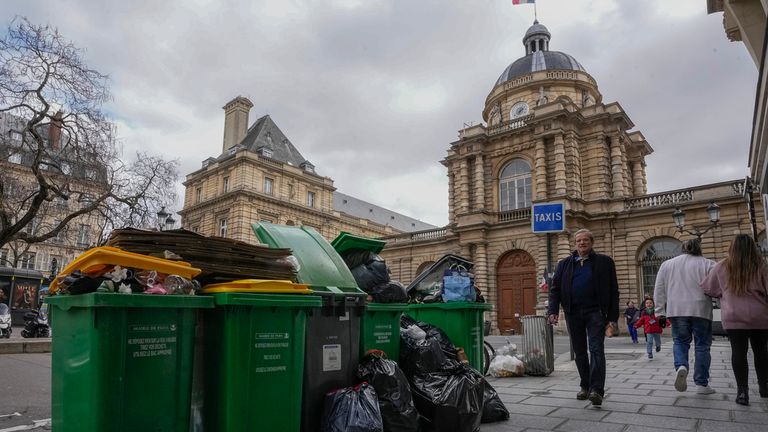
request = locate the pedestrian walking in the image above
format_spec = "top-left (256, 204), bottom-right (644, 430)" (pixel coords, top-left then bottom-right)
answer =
top-left (701, 234), bottom-right (768, 406)
top-left (547, 228), bottom-right (620, 407)
top-left (653, 238), bottom-right (716, 394)
top-left (624, 300), bottom-right (640, 344)
top-left (634, 297), bottom-right (669, 359)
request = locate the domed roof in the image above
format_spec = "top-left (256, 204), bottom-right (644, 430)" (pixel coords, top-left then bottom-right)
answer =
top-left (495, 21), bottom-right (587, 87)
top-left (495, 51), bottom-right (586, 86)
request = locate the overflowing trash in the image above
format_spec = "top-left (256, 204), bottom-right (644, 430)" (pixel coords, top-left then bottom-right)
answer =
top-left (405, 255), bottom-right (486, 304)
top-left (488, 340), bottom-right (526, 378)
top-left (357, 351), bottom-right (419, 432)
top-left (520, 315), bottom-right (555, 376)
top-left (336, 244), bottom-right (408, 304)
top-left (321, 382), bottom-right (384, 432)
top-left (399, 314), bottom-right (509, 431)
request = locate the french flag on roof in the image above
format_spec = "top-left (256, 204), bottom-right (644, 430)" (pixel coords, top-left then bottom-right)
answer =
top-left (512, 0), bottom-right (535, 4)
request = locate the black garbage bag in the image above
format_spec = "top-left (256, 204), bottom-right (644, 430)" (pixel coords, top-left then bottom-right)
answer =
top-left (351, 257), bottom-right (390, 291)
top-left (400, 332), bottom-right (454, 378)
top-left (368, 280), bottom-right (408, 303)
top-left (357, 354), bottom-right (420, 432)
top-left (480, 380), bottom-right (509, 423)
top-left (341, 250), bottom-right (377, 269)
top-left (58, 271), bottom-right (107, 295)
top-left (418, 322), bottom-right (460, 362)
top-left (321, 382), bottom-right (384, 432)
top-left (409, 364), bottom-right (485, 432)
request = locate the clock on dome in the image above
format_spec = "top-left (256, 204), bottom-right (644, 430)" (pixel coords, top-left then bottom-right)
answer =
top-left (510, 101), bottom-right (529, 119)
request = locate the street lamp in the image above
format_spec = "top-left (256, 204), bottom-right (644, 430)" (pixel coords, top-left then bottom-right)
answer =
top-left (156, 206), bottom-right (170, 231)
top-left (164, 213), bottom-right (176, 231)
top-left (672, 202), bottom-right (720, 239)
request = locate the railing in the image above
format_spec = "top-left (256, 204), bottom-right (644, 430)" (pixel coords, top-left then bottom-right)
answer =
top-left (487, 114), bottom-right (534, 136)
top-left (495, 208), bottom-right (531, 223)
top-left (625, 190), bottom-right (693, 209)
top-left (625, 180), bottom-right (747, 210)
top-left (382, 227), bottom-right (449, 243)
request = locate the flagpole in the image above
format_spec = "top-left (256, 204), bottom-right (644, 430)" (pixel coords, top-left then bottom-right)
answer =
top-left (534, 1), bottom-right (538, 21)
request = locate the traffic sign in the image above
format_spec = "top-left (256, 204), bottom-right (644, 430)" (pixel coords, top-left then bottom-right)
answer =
top-left (531, 202), bottom-right (565, 233)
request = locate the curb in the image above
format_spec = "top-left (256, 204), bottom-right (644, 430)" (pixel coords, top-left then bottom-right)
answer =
top-left (0, 339), bottom-right (51, 354)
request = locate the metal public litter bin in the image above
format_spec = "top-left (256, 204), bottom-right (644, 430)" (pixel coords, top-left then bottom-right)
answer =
top-left (46, 293), bottom-right (213, 432)
top-left (253, 223), bottom-right (365, 432)
top-left (198, 282), bottom-right (321, 432)
top-left (331, 232), bottom-right (407, 360)
top-left (521, 315), bottom-right (555, 376)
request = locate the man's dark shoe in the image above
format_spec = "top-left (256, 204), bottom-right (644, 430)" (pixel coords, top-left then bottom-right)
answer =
top-left (736, 388), bottom-right (749, 406)
top-left (576, 388), bottom-right (589, 400)
top-left (588, 391), bottom-right (603, 406)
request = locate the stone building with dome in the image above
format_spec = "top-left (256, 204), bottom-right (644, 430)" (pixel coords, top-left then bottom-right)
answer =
top-left (377, 21), bottom-right (764, 335)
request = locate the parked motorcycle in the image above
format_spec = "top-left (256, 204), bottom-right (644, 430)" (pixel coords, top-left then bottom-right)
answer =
top-left (21, 303), bottom-right (49, 338)
top-left (0, 303), bottom-right (11, 338)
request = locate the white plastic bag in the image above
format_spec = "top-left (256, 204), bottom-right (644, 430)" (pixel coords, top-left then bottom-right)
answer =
top-left (488, 355), bottom-right (525, 378)
top-left (400, 324), bottom-right (426, 341)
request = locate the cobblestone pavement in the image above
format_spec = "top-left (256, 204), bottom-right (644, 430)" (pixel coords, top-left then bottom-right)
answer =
top-left (482, 338), bottom-right (768, 431)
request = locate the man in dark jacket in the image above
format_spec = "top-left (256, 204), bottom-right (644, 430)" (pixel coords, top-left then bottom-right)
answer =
top-left (547, 229), bottom-right (619, 406)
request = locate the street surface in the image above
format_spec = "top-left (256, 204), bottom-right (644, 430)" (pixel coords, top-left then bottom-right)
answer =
top-left (0, 334), bottom-right (765, 431)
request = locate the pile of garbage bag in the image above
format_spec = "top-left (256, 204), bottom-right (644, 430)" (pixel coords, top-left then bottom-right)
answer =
top-left (57, 267), bottom-right (199, 296)
top-left (405, 255), bottom-right (486, 304)
top-left (321, 316), bottom-right (509, 432)
top-left (338, 249), bottom-right (407, 304)
top-left (488, 341), bottom-right (526, 378)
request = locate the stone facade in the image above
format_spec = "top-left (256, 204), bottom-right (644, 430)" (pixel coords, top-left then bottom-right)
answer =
top-left (379, 22), bottom-right (764, 335)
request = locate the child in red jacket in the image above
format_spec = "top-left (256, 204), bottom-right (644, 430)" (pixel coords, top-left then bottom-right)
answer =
top-left (634, 298), bottom-right (670, 359)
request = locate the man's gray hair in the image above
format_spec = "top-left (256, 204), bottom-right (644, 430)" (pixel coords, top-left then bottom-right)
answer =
top-left (681, 238), bottom-right (702, 256)
top-left (574, 228), bottom-right (594, 241)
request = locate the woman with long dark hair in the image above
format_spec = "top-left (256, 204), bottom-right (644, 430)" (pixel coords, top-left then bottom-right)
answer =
top-left (701, 234), bottom-right (768, 406)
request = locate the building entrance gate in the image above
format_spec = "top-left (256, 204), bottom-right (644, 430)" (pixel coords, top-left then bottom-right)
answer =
top-left (496, 250), bottom-right (536, 334)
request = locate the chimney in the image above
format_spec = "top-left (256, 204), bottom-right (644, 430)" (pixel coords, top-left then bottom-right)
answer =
top-left (49, 110), bottom-right (63, 151)
top-left (222, 96), bottom-right (254, 152)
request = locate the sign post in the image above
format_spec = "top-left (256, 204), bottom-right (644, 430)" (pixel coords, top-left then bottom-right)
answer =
top-left (532, 201), bottom-right (567, 356)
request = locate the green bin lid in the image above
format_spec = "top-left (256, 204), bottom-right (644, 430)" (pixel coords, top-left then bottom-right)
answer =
top-left (331, 232), bottom-right (385, 255)
top-left (366, 303), bottom-right (409, 312)
top-left (252, 222), bottom-right (363, 295)
top-left (45, 292), bottom-right (214, 310)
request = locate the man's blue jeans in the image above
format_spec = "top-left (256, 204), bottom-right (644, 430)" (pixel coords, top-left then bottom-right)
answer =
top-left (566, 307), bottom-right (606, 395)
top-left (670, 317), bottom-right (712, 386)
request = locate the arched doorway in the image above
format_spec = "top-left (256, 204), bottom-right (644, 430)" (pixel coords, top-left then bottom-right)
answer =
top-left (496, 250), bottom-right (536, 334)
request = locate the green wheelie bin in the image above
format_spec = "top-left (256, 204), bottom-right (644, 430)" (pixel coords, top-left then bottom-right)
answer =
top-left (331, 232), bottom-right (407, 361)
top-left (253, 222), bottom-right (366, 432)
top-left (200, 291), bottom-right (322, 431)
top-left (46, 293), bottom-right (213, 432)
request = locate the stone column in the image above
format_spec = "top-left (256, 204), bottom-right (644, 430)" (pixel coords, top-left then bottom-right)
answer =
top-left (632, 160), bottom-right (646, 196)
top-left (566, 133), bottom-right (582, 199)
top-left (473, 242), bottom-right (489, 304)
top-left (553, 134), bottom-right (567, 195)
top-left (447, 168), bottom-right (455, 223)
top-left (459, 159), bottom-right (470, 214)
top-left (609, 133), bottom-right (626, 198)
top-left (534, 138), bottom-right (548, 200)
top-left (474, 154), bottom-right (485, 210)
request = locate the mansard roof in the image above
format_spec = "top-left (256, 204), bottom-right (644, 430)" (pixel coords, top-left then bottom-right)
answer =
top-left (235, 115), bottom-right (311, 169)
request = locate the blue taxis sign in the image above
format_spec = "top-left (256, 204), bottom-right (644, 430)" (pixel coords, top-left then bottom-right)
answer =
top-left (531, 202), bottom-right (565, 233)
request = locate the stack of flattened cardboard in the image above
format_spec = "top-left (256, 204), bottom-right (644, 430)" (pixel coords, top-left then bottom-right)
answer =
top-left (106, 228), bottom-right (296, 285)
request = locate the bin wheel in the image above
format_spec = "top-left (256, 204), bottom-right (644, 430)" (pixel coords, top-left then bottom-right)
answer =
top-left (483, 341), bottom-right (495, 375)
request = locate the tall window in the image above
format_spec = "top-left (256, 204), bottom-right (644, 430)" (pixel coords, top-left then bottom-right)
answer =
top-left (196, 187), bottom-right (202, 203)
top-left (499, 159), bottom-right (532, 211)
top-left (307, 191), bottom-right (316, 208)
top-left (19, 252), bottom-right (36, 270)
top-left (264, 177), bottom-right (274, 195)
top-left (639, 238), bottom-right (681, 299)
top-left (219, 218), bottom-right (228, 237)
top-left (223, 176), bottom-right (230, 193)
top-left (77, 224), bottom-right (90, 247)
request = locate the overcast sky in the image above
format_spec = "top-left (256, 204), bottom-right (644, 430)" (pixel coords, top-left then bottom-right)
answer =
top-left (1, 0), bottom-right (757, 227)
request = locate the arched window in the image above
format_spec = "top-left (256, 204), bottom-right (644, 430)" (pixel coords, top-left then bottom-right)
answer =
top-left (499, 159), bottom-right (532, 211)
top-left (638, 238), bottom-right (681, 299)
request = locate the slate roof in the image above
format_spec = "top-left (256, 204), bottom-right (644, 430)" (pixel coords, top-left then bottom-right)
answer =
top-left (495, 51), bottom-right (587, 86)
top-left (233, 114), bottom-right (312, 170)
top-left (333, 191), bottom-right (437, 233)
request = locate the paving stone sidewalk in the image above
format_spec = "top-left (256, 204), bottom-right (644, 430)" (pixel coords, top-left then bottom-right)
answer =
top-left (482, 338), bottom-right (768, 432)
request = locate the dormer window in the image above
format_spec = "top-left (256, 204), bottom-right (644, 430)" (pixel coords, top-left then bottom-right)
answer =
top-left (261, 147), bottom-right (273, 158)
top-left (300, 161), bottom-right (315, 173)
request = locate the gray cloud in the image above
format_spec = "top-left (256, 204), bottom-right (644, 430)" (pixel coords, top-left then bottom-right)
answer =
top-left (1, 0), bottom-right (757, 226)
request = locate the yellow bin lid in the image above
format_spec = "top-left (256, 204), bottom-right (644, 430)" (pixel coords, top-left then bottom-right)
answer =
top-left (50, 246), bottom-right (201, 293)
top-left (202, 279), bottom-right (312, 295)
